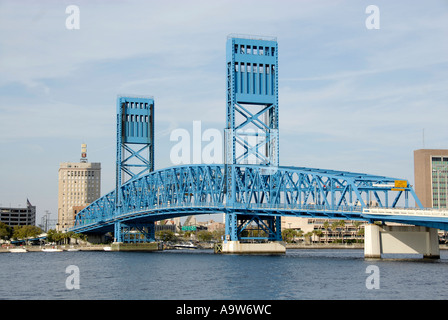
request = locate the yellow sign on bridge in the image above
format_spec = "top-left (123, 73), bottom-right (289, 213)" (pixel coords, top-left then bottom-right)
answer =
top-left (392, 180), bottom-right (407, 191)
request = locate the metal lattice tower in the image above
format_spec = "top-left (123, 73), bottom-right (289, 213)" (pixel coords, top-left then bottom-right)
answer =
top-left (225, 34), bottom-right (279, 167)
top-left (225, 35), bottom-right (281, 242)
top-left (115, 95), bottom-right (155, 242)
top-left (116, 95), bottom-right (154, 188)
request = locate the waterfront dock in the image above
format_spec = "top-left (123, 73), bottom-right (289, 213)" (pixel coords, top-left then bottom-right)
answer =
top-left (0, 245), bottom-right (112, 253)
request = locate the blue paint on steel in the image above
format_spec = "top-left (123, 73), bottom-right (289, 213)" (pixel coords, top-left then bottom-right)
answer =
top-left (69, 35), bottom-right (440, 243)
top-left (115, 95), bottom-right (155, 242)
top-left (116, 95), bottom-right (154, 185)
top-left (71, 164), bottom-right (438, 236)
top-left (225, 35), bottom-right (280, 241)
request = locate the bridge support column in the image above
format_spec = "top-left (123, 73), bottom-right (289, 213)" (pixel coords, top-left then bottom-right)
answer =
top-left (225, 213), bottom-right (238, 241)
top-left (222, 214), bottom-right (285, 254)
top-left (222, 241), bottom-right (286, 254)
top-left (114, 221), bottom-right (122, 243)
top-left (365, 224), bottom-right (440, 259)
top-left (114, 221), bottom-right (156, 244)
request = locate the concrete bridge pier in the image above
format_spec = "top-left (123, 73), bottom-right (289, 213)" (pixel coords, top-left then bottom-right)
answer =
top-left (222, 213), bottom-right (285, 254)
top-left (221, 241), bottom-right (286, 254)
top-left (365, 224), bottom-right (440, 259)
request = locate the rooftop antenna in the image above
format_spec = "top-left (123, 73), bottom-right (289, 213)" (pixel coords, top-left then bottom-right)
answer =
top-left (422, 129), bottom-right (425, 148)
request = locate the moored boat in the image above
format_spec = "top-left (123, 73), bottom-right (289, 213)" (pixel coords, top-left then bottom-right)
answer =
top-left (42, 247), bottom-right (63, 252)
top-left (9, 248), bottom-right (27, 253)
top-left (173, 242), bottom-right (198, 249)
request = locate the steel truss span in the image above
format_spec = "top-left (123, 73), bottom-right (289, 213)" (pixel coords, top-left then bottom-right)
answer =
top-left (71, 164), bottom-right (432, 235)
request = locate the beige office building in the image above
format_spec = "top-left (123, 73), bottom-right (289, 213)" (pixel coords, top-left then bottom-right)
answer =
top-left (57, 144), bottom-right (101, 230)
top-left (414, 149), bottom-right (448, 209)
top-left (281, 217), bottom-right (364, 243)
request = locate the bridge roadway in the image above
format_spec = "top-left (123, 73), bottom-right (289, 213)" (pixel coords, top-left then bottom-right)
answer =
top-left (70, 164), bottom-right (448, 235)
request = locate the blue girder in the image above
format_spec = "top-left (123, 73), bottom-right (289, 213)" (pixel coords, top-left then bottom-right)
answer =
top-left (71, 164), bottom-right (430, 235)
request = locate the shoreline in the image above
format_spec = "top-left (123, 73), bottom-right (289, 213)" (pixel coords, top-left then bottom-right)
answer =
top-left (0, 244), bottom-right (109, 253)
top-left (3, 243), bottom-right (448, 253)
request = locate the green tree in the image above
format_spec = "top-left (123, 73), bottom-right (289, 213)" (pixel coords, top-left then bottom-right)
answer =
top-left (339, 220), bottom-right (346, 243)
top-left (331, 221), bottom-right (340, 242)
top-left (323, 221), bottom-right (330, 243)
top-left (352, 221), bottom-right (362, 242)
top-left (197, 230), bottom-right (212, 242)
top-left (46, 229), bottom-right (67, 243)
top-left (313, 229), bottom-right (323, 243)
top-left (211, 229), bottom-right (225, 241)
top-left (156, 230), bottom-right (176, 242)
top-left (357, 226), bottom-right (365, 241)
top-left (304, 231), bottom-right (314, 244)
top-left (183, 230), bottom-right (194, 239)
top-left (13, 225), bottom-right (42, 240)
top-left (282, 229), bottom-right (297, 243)
top-left (0, 222), bottom-right (12, 240)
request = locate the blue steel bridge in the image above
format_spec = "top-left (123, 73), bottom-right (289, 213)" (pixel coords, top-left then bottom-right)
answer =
top-left (72, 162), bottom-right (448, 242)
top-left (70, 35), bottom-right (448, 244)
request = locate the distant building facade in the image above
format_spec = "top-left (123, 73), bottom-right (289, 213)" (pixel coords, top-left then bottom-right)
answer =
top-left (0, 199), bottom-right (36, 227)
top-left (281, 216), bottom-right (365, 243)
top-left (57, 144), bottom-right (101, 230)
top-left (414, 149), bottom-right (448, 208)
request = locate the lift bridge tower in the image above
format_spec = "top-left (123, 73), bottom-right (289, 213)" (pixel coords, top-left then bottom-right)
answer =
top-left (224, 35), bottom-right (281, 243)
top-left (115, 95), bottom-right (155, 242)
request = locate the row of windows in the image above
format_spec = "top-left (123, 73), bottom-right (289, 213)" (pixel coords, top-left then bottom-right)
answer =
top-left (62, 178), bottom-right (99, 183)
top-left (62, 190), bottom-right (100, 195)
top-left (432, 157), bottom-right (448, 162)
top-left (122, 114), bottom-right (150, 123)
top-left (64, 170), bottom-right (98, 177)
top-left (234, 44), bottom-right (276, 56)
top-left (0, 213), bottom-right (33, 218)
top-left (63, 190), bottom-right (100, 195)
top-left (0, 217), bottom-right (30, 221)
top-left (235, 62), bottom-right (275, 74)
top-left (1, 209), bottom-right (30, 213)
top-left (123, 102), bottom-right (152, 110)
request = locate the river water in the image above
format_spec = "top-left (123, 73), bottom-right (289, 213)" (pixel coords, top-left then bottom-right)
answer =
top-left (1, 249), bottom-right (448, 300)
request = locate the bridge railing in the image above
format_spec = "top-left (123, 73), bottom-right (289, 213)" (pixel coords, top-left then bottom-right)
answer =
top-left (363, 207), bottom-right (448, 217)
top-left (120, 201), bottom-right (365, 213)
top-left (230, 202), bottom-right (364, 213)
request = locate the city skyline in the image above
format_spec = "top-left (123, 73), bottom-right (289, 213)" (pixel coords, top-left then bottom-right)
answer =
top-left (0, 1), bottom-right (447, 223)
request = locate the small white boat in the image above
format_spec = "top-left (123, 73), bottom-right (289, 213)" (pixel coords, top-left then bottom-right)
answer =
top-left (103, 246), bottom-right (112, 251)
top-left (174, 242), bottom-right (198, 249)
top-left (9, 248), bottom-right (27, 253)
top-left (67, 248), bottom-right (80, 252)
top-left (42, 248), bottom-right (63, 252)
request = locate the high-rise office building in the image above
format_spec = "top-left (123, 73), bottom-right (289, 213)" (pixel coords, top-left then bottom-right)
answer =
top-left (414, 149), bottom-right (448, 208)
top-left (57, 144), bottom-right (101, 230)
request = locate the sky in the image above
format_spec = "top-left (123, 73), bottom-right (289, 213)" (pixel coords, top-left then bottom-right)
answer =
top-left (0, 0), bottom-right (447, 225)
